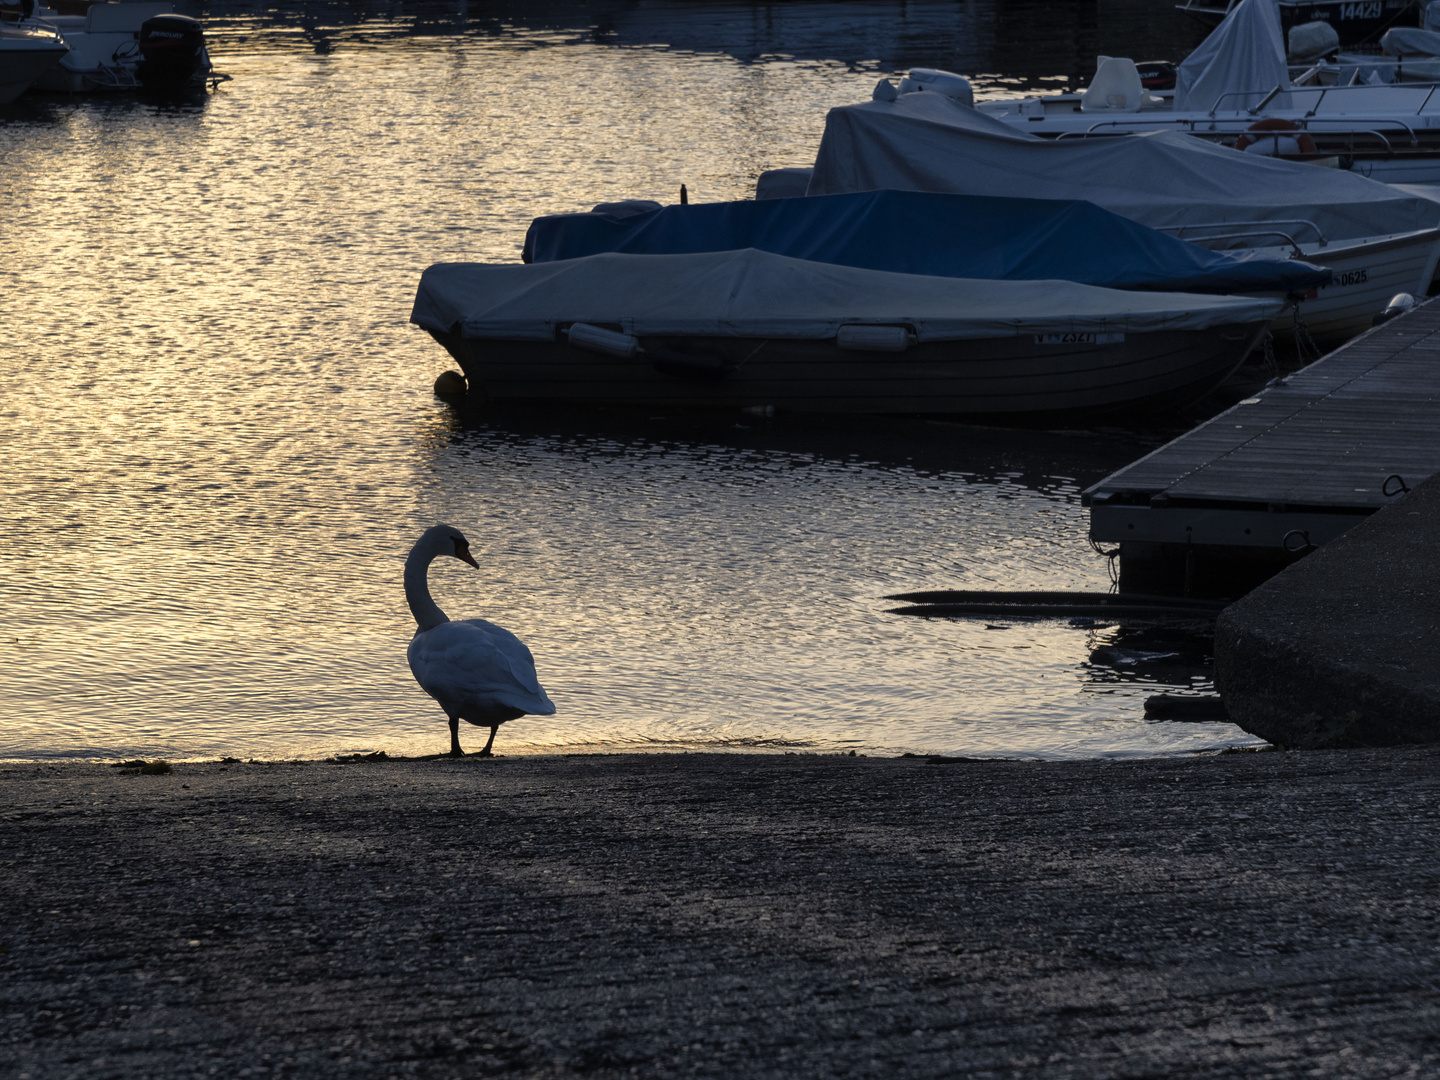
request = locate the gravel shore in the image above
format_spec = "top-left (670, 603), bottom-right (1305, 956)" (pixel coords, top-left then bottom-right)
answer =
top-left (5, 749), bottom-right (1440, 1079)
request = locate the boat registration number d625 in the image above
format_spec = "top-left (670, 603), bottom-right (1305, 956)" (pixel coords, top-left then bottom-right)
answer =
top-left (1034, 332), bottom-right (1125, 345)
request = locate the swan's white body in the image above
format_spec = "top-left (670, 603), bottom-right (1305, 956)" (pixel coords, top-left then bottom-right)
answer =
top-left (405, 524), bottom-right (555, 756)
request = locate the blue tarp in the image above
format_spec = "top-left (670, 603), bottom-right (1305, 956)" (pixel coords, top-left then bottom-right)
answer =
top-left (523, 189), bottom-right (1332, 294)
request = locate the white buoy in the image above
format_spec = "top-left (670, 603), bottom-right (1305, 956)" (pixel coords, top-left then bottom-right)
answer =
top-left (1373, 293), bottom-right (1418, 327)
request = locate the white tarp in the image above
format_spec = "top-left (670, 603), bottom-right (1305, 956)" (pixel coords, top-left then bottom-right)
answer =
top-left (1381, 26), bottom-right (1440, 56)
top-left (412, 248), bottom-right (1283, 343)
top-left (805, 91), bottom-right (1440, 242)
top-left (1173, 0), bottom-right (1290, 112)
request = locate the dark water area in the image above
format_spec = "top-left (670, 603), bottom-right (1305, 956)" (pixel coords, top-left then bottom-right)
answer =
top-left (0, 0), bottom-right (1258, 761)
top-left (184, 0), bottom-right (1207, 88)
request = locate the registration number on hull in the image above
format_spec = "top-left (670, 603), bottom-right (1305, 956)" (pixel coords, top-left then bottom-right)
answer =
top-left (1034, 332), bottom-right (1125, 345)
top-left (1324, 268), bottom-right (1370, 289)
top-left (1338, 2), bottom-right (1383, 19)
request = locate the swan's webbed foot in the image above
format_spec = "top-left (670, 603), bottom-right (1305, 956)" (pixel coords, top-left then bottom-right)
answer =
top-left (447, 716), bottom-right (464, 758)
top-left (477, 725), bottom-right (499, 758)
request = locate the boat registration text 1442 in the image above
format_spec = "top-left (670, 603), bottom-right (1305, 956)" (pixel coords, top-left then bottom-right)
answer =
top-left (1034, 332), bottom-right (1125, 346)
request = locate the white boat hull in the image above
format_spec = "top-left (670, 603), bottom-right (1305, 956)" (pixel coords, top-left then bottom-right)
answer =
top-left (30, 2), bottom-right (173, 93)
top-left (1240, 228), bottom-right (1440, 346)
top-left (0, 29), bottom-right (67, 103)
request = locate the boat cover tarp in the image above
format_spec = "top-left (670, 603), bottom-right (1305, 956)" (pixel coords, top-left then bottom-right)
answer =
top-left (522, 190), bottom-right (1333, 294)
top-left (1381, 26), bottom-right (1440, 56)
top-left (806, 91), bottom-right (1440, 242)
top-left (1174, 0), bottom-right (1290, 112)
top-left (413, 248), bottom-right (1284, 343)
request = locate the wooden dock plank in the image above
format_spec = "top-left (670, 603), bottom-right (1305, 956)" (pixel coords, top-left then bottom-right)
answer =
top-left (1088, 299), bottom-right (1440, 512)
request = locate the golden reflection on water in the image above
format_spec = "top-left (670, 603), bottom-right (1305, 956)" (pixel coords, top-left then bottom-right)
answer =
top-left (0, 15), bottom-right (1255, 760)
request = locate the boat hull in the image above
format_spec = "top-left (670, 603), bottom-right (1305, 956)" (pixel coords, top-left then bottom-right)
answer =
top-left (430, 323), bottom-right (1271, 417)
top-left (1179, 0), bottom-right (1418, 43)
top-left (0, 39), bottom-right (67, 103)
top-left (1248, 228), bottom-right (1440, 346)
top-left (977, 87), bottom-right (1440, 186)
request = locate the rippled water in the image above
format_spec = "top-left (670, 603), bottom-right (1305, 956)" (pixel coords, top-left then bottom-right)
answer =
top-left (0, 0), bottom-right (1261, 760)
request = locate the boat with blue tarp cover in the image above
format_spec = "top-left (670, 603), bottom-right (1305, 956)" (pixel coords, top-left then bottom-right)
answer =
top-left (524, 190), bottom-right (1333, 297)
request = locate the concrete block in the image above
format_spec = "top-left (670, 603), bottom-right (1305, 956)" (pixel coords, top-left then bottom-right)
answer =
top-left (1215, 472), bottom-right (1440, 747)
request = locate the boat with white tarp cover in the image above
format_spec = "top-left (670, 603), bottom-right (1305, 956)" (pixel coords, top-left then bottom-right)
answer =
top-left (411, 249), bottom-right (1283, 416)
top-left (803, 90), bottom-right (1440, 346)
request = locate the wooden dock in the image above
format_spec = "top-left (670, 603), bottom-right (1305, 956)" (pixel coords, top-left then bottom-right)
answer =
top-left (1086, 298), bottom-right (1440, 594)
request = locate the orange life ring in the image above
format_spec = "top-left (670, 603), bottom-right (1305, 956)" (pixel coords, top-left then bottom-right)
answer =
top-left (1234, 118), bottom-right (1318, 156)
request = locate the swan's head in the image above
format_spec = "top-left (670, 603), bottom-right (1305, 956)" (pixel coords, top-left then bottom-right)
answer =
top-left (422, 523), bottom-right (478, 568)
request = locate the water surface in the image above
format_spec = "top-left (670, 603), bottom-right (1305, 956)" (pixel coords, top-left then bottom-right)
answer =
top-left (0, 0), bottom-right (1259, 760)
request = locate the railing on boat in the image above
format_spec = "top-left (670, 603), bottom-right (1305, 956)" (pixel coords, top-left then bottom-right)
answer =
top-left (1154, 219), bottom-right (1327, 257)
top-left (1074, 118), bottom-right (1406, 155)
top-left (1206, 82), bottom-right (1440, 125)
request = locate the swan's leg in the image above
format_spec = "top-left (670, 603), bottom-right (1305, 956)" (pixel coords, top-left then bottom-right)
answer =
top-left (447, 716), bottom-right (464, 757)
top-left (477, 724), bottom-right (499, 758)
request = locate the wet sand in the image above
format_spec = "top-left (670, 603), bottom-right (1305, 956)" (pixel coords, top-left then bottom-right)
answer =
top-left (5, 749), bottom-right (1440, 1078)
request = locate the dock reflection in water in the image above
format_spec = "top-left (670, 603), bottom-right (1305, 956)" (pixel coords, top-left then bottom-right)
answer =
top-left (0, 0), bottom-right (1251, 761)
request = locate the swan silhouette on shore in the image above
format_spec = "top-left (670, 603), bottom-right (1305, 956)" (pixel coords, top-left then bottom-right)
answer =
top-left (405, 524), bottom-right (555, 757)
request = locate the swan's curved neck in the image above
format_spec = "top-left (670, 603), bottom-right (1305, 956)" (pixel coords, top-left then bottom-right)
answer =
top-left (404, 542), bottom-right (450, 632)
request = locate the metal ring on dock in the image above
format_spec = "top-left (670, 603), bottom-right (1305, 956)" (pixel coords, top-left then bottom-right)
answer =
top-left (1383, 474), bottom-right (1411, 497)
top-left (1282, 529), bottom-right (1315, 554)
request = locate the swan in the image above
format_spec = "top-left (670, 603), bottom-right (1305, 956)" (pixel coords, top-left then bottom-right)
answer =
top-left (404, 524), bottom-right (555, 757)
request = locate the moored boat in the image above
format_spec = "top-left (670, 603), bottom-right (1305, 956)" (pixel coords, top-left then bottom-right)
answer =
top-left (26, 1), bottom-right (219, 93)
top-left (975, 0), bottom-right (1440, 185)
top-left (1177, 0), bottom-right (1420, 45)
top-left (30, 1), bottom-right (172, 92)
top-left (523, 189), bottom-right (1333, 299)
top-left (0, 22), bottom-right (67, 103)
top-left (411, 249), bottom-right (1283, 417)
top-left (801, 89), bottom-right (1440, 348)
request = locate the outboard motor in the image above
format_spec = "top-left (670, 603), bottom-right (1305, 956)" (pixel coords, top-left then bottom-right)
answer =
top-left (137, 14), bottom-right (210, 91)
top-left (1135, 60), bottom-right (1177, 91)
top-left (896, 68), bottom-right (974, 106)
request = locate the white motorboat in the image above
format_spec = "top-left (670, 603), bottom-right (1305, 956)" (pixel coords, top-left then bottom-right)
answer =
top-left (1156, 225), bottom-right (1440, 344)
top-left (972, 0), bottom-right (1440, 185)
top-left (411, 249), bottom-right (1284, 417)
top-left (802, 89), bottom-right (1440, 348)
top-left (0, 22), bottom-right (67, 103)
top-left (30, 1), bottom-right (172, 92)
